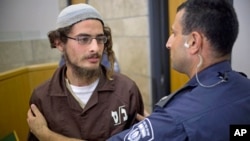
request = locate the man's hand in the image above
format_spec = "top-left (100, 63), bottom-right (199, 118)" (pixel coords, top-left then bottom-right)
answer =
top-left (27, 104), bottom-right (84, 141)
top-left (27, 104), bottom-right (49, 139)
top-left (136, 109), bottom-right (150, 121)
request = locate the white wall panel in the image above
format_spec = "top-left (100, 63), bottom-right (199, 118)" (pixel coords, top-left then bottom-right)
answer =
top-left (232, 0), bottom-right (250, 77)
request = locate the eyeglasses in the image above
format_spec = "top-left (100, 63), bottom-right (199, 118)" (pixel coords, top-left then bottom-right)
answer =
top-left (65, 35), bottom-right (108, 45)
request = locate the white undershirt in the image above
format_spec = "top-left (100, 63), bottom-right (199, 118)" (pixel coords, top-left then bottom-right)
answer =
top-left (65, 78), bottom-right (99, 109)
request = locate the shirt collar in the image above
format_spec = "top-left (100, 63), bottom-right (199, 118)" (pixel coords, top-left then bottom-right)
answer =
top-left (187, 60), bottom-right (232, 87)
top-left (49, 65), bottom-right (115, 96)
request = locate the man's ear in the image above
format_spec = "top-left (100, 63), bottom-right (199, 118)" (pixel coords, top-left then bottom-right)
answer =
top-left (54, 39), bottom-right (64, 52)
top-left (189, 31), bottom-right (203, 55)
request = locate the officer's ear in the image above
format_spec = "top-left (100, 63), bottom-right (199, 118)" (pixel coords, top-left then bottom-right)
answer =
top-left (188, 31), bottom-right (203, 55)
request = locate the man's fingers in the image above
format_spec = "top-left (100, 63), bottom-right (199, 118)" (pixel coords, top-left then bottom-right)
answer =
top-left (27, 108), bottom-right (33, 117)
top-left (143, 110), bottom-right (150, 117)
top-left (136, 113), bottom-right (146, 121)
top-left (136, 110), bottom-right (150, 121)
top-left (30, 104), bottom-right (40, 116)
top-left (27, 104), bottom-right (38, 125)
top-left (27, 109), bottom-right (32, 124)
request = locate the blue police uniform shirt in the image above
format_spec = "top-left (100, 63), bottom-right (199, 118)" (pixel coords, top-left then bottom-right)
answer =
top-left (108, 61), bottom-right (250, 141)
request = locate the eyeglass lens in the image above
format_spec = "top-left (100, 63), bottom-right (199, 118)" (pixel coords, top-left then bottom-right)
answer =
top-left (77, 36), bottom-right (107, 44)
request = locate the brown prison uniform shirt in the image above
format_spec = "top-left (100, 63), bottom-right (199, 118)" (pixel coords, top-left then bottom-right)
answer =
top-left (28, 65), bottom-right (144, 141)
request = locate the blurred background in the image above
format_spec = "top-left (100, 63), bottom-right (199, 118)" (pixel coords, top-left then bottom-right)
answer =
top-left (0, 0), bottom-right (249, 140)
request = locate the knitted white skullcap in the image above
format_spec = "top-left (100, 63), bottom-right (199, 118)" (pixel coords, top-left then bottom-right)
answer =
top-left (56, 3), bottom-right (103, 28)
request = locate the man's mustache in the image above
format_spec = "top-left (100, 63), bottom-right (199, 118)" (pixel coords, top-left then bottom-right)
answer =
top-left (84, 53), bottom-right (101, 59)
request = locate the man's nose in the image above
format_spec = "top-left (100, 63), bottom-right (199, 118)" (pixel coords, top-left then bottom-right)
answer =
top-left (88, 39), bottom-right (99, 51)
top-left (166, 34), bottom-right (174, 49)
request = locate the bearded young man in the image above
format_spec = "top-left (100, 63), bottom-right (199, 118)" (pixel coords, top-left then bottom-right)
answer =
top-left (27, 3), bottom-right (144, 141)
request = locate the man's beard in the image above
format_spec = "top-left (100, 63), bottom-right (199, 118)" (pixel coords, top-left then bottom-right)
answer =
top-left (64, 52), bottom-right (101, 81)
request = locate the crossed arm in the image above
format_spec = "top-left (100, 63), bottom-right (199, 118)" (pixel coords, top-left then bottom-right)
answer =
top-left (27, 104), bottom-right (149, 141)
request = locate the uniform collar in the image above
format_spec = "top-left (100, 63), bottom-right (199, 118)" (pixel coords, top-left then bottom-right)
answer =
top-left (156, 61), bottom-right (232, 107)
top-left (188, 60), bottom-right (232, 87)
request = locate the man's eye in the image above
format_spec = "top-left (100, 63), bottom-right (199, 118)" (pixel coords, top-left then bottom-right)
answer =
top-left (96, 37), bottom-right (103, 42)
top-left (79, 37), bottom-right (90, 42)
